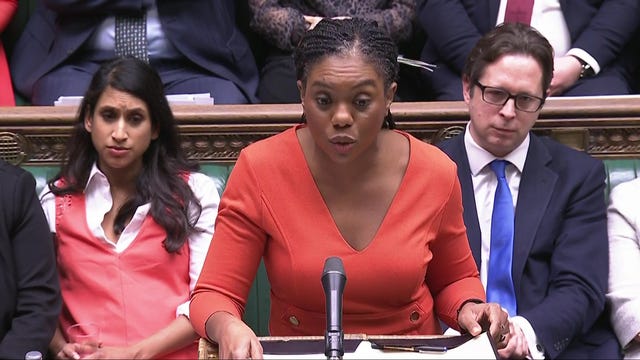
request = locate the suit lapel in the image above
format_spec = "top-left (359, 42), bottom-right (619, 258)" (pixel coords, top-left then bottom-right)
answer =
top-left (512, 135), bottom-right (557, 293)
top-left (447, 135), bottom-right (483, 268)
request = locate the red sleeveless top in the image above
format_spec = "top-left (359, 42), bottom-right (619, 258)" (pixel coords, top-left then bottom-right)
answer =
top-left (55, 192), bottom-right (196, 358)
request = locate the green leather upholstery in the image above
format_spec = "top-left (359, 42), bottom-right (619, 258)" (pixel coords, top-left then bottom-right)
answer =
top-left (605, 159), bottom-right (640, 196)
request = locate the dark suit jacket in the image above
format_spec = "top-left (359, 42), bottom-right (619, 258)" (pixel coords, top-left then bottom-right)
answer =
top-left (0, 161), bottom-right (60, 358)
top-left (10, 0), bottom-right (259, 102)
top-left (418, 0), bottom-right (640, 99)
top-left (438, 133), bottom-right (621, 359)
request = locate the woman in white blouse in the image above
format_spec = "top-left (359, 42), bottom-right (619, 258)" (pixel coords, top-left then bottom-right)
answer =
top-left (39, 57), bottom-right (219, 359)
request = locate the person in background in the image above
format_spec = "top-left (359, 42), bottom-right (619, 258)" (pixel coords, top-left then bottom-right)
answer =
top-left (10, 0), bottom-right (259, 105)
top-left (418, 0), bottom-right (640, 100)
top-left (607, 178), bottom-right (640, 359)
top-left (248, 0), bottom-right (416, 103)
top-left (437, 22), bottom-right (620, 358)
top-left (0, 159), bottom-right (61, 359)
top-left (40, 57), bottom-right (219, 358)
top-left (190, 18), bottom-right (509, 359)
top-left (0, 0), bottom-right (17, 106)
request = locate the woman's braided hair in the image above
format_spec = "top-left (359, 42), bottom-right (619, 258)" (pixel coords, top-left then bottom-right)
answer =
top-left (293, 18), bottom-right (399, 128)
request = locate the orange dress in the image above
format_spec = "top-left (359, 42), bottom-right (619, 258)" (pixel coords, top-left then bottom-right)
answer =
top-left (0, 0), bottom-right (17, 106)
top-left (191, 125), bottom-right (484, 337)
top-left (55, 192), bottom-right (196, 358)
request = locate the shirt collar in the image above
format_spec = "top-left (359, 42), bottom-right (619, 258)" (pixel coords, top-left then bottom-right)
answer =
top-left (463, 123), bottom-right (529, 175)
top-left (85, 162), bottom-right (108, 192)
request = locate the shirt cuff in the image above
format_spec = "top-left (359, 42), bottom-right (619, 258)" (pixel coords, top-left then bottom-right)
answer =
top-left (566, 48), bottom-right (600, 75)
top-left (176, 300), bottom-right (190, 318)
top-left (511, 315), bottom-right (545, 359)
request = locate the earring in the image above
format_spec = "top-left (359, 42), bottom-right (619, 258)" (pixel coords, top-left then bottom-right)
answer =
top-left (300, 113), bottom-right (307, 123)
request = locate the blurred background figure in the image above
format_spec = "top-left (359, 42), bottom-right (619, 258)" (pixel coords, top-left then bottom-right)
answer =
top-left (10, 0), bottom-right (259, 105)
top-left (248, 0), bottom-right (417, 103)
top-left (418, 0), bottom-right (640, 101)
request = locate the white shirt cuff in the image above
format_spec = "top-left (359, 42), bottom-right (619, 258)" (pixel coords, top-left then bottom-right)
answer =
top-left (511, 315), bottom-right (545, 359)
top-left (566, 48), bottom-right (600, 75)
top-left (176, 300), bottom-right (190, 318)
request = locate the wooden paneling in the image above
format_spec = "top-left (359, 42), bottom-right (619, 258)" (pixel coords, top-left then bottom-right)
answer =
top-left (1, 95), bottom-right (639, 165)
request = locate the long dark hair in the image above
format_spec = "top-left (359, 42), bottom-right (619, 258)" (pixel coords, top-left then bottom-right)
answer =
top-left (47, 57), bottom-right (202, 253)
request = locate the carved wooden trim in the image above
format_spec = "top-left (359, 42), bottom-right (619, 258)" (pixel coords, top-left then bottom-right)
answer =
top-left (1, 96), bottom-right (639, 165)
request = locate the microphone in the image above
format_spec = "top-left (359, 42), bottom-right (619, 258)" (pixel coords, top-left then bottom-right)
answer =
top-left (322, 256), bottom-right (347, 360)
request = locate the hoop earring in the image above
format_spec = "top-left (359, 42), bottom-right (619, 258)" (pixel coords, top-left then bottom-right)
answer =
top-left (384, 109), bottom-right (395, 129)
top-left (300, 113), bottom-right (307, 123)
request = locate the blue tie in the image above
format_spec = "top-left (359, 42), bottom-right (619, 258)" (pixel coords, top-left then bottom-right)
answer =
top-left (487, 160), bottom-right (517, 316)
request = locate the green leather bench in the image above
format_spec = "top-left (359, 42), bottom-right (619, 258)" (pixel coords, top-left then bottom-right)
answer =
top-left (21, 156), bottom-right (640, 336)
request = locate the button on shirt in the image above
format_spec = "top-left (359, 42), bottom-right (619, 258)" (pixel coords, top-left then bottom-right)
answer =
top-left (39, 163), bottom-right (220, 318)
top-left (463, 125), bottom-right (545, 359)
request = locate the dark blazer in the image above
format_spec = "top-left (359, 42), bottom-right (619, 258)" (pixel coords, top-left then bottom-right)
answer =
top-left (0, 161), bottom-right (60, 358)
top-left (10, 0), bottom-right (259, 102)
top-left (418, 0), bottom-right (640, 99)
top-left (438, 133), bottom-right (621, 359)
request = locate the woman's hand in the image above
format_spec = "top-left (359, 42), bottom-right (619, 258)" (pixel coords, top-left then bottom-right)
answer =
top-left (53, 343), bottom-right (86, 360)
top-left (457, 301), bottom-right (510, 349)
top-left (82, 346), bottom-right (138, 359)
top-left (206, 312), bottom-right (263, 359)
top-left (53, 342), bottom-right (101, 359)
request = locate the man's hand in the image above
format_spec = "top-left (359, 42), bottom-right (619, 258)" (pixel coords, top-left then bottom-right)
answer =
top-left (497, 321), bottom-right (531, 359)
top-left (548, 55), bottom-right (583, 96)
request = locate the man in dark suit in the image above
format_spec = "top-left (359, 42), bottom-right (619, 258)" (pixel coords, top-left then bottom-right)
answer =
top-left (10, 0), bottom-right (259, 105)
top-left (0, 160), bottom-right (60, 358)
top-left (418, 0), bottom-right (640, 100)
top-left (437, 23), bottom-right (621, 359)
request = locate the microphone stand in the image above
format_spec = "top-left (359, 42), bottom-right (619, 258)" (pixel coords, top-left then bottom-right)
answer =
top-left (322, 257), bottom-right (346, 360)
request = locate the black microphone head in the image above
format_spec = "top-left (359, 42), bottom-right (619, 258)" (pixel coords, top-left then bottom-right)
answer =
top-left (322, 257), bottom-right (345, 278)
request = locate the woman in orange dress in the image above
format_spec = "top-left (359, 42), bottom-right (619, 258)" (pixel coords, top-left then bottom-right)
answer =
top-left (190, 18), bottom-right (510, 359)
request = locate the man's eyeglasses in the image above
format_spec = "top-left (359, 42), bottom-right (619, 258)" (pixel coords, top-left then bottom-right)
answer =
top-left (474, 81), bottom-right (544, 113)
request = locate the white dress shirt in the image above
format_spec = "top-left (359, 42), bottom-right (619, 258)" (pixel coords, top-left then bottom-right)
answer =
top-left (464, 126), bottom-right (545, 359)
top-left (39, 163), bottom-right (220, 318)
top-left (497, 0), bottom-right (600, 74)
